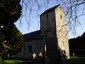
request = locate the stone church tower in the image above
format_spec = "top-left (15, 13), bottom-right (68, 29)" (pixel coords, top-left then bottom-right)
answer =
top-left (40, 5), bottom-right (70, 61)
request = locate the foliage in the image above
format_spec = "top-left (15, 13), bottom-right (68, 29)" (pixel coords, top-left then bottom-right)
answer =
top-left (69, 32), bottom-right (85, 56)
top-left (0, 31), bottom-right (4, 46)
top-left (0, 0), bottom-right (21, 25)
top-left (0, 0), bottom-right (23, 57)
top-left (0, 24), bottom-right (24, 56)
top-left (0, 56), bottom-right (4, 64)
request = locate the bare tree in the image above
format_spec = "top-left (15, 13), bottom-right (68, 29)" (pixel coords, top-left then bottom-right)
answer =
top-left (0, 0), bottom-right (85, 36)
top-left (20, 0), bottom-right (85, 36)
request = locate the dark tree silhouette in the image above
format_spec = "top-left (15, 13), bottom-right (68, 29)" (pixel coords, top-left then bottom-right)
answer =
top-left (0, 0), bottom-right (23, 59)
top-left (0, 0), bottom-right (21, 25)
top-left (69, 32), bottom-right (85, 56)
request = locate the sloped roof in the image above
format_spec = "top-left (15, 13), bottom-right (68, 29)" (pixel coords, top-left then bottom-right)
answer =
top-left (23, 30), bottom-right (42, 42)
top-left (40, 5), bottom-right (60, 16)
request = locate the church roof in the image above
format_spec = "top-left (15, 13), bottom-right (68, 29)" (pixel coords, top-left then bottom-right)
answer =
top-left (40, 5), bottom-right (60, 16)
top-left (23, 30), bottom-right (42, 42)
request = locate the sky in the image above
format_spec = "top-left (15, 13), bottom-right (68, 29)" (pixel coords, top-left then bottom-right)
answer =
top-left (15, 0), bottom-right (85, 39)
top-left (68, 15), bottom-right (85, 38)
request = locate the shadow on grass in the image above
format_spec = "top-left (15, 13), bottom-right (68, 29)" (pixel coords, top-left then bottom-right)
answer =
top-left (62, 56), bottom-right (85, 64)
top-left (4, 56), bottom-right (85, 64)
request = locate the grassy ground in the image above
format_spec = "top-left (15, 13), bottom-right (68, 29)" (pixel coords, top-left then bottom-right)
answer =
top-left (3, 60), bottom-right (24, 64)
top-left (2, 56), bottom-right (85, 64)
top-left (62, 56), bottom-right (85, 64)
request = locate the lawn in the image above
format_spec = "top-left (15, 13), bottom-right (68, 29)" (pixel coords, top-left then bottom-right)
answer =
top-left (2, 56), bottom-right (85, 64)
top-left (62, 56), bottom-right (85, 64)
top-left (3, 60), bottom-right (24, 64)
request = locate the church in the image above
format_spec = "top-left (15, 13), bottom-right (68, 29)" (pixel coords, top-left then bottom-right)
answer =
top-left (17, 5), bottom-right (70, 60)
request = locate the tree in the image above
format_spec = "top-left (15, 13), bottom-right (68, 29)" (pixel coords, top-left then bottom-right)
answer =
top-left (0, 25), bottom-right (24, 53)
top-left (0, 1), bottom-right (23, 63)
top-left (69, 32), bottom-right (85, 56)
top-left (0, 0), bottom-right (21, 25)
top-left (0, 0), bottom-right (85, 61)
top-left (20, 0), bottom-right (85, 36)
top-left (1, 24), bottom-right (24, 55)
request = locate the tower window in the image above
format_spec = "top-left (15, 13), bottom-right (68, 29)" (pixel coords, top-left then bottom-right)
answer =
top-left (47, 14), bottom-right (48, 18)
top-left (60, 15), bottom-right (62, 19)
top-left (28, 45), bottom-right (32, 53)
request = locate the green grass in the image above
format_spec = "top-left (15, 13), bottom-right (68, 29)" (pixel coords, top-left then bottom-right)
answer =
top-left (62, 56), bottom-right (85, 64)
top-left (3, 60), bottom-right (24, 64)
top-left (70, 56), bottom-right (85, 59)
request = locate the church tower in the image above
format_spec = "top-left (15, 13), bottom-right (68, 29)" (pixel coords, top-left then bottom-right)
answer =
top-left (40, 5), bottom-right (70, 61)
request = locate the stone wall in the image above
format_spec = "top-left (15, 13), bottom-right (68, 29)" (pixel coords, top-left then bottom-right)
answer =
top-left (55, 6), bottom-right (70, 58)
top-left (17, 38), bottom-right (44, 59)
top-left (40, 5), bottom-right (70, 59)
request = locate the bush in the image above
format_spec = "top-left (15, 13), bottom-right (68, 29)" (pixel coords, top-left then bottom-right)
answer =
top-left (0, 57), bottom-right (3, 64)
